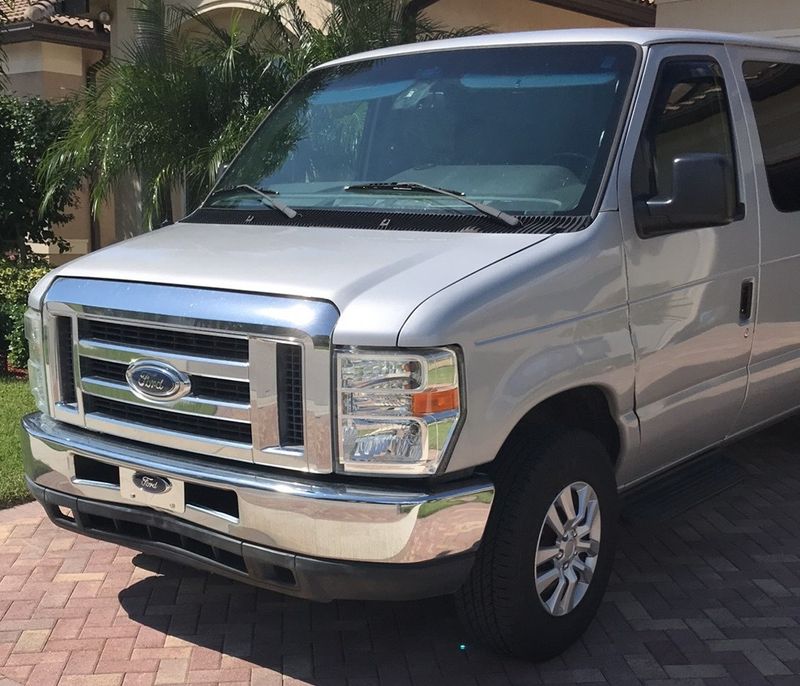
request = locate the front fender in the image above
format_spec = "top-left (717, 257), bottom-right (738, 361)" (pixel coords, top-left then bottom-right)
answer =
top-left (398, 212), bottom-right (639, 475)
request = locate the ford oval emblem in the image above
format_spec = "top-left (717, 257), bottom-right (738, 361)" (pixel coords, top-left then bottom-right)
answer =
top-left (132, 472), bottom-right (172, 494)
top-left (126, 360), bottom-right (191, 402)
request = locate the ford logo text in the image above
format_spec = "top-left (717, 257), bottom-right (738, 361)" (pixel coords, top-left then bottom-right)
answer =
top-left (126, 360), bottom-right (191, 402)
top-left (132, 472), bottom-right (172, 494)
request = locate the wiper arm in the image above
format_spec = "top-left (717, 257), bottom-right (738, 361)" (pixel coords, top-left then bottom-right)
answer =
top-left (209, 184), bottom-right (297, 219)
top-left (344, 181), bottom-right (520, 228)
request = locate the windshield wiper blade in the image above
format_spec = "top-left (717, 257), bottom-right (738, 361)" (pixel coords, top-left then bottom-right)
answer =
top-left (209, 184), bottom-right (297, 219)
top-left (344, 181), bottom-right (520, 228)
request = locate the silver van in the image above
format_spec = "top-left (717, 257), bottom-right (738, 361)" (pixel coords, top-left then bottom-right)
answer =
top-left (20, 28), bottom-right (800, 660)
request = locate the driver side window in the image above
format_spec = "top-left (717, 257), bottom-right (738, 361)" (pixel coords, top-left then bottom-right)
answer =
top-left (632, 58), bottom-right (738, 233)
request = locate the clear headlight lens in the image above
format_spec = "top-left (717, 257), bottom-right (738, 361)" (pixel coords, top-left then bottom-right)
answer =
top-left (24, 309), bottom-right (48, 414)
top-left (336, 348), bottom-right (461, 475)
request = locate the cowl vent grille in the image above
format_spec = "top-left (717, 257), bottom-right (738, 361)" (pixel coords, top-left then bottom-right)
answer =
top-left (185, 207), bottom-right (593, 234)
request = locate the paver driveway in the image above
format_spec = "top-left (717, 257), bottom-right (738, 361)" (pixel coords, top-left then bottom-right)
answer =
top-left (4, 418), bottom-right (800, 686)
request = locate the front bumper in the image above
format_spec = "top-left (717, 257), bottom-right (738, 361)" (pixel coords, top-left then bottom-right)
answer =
top-left (21, 413), bottom-right (494, 601)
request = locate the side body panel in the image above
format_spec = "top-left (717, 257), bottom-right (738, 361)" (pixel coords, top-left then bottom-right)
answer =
top-left (398, 212), bottom-right (639, 477)
top-left (616, 43), bottom-right (760, 485)
top-left (727, 44), bottom-right (800, 435)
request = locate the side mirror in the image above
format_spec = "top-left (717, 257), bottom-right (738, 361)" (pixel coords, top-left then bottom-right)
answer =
top-left (215, 162), bottom-right (229, 184)
top-left (636, 153), bottom-right (740, 237)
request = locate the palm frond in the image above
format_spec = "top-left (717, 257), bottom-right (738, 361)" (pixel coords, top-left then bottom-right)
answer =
top-left (40, 0), bottom-right (487, 226)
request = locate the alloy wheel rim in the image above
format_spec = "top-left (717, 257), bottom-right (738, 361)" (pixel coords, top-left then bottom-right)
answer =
top-left (534, 480), bottom-right (601, 617)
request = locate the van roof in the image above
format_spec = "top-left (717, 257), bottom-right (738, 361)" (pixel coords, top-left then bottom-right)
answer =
top-left (319, 28), bottom-right (796, 69)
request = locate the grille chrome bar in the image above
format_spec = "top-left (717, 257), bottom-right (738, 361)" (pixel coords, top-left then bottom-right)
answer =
top-left (42, 278), bottom-right (338, 472)
top-left (250, 337), bottom-right (280, 459)
top-left (80, 377), bottom-right (251, 423)
top-left (77, 338), bottom-right (249, 382)
top-left (79, 318), bottom-right (249, 361)
top-left (84, 413), bottom-right (254, 461)
top-left (81, 357), bottom-right (250, 403)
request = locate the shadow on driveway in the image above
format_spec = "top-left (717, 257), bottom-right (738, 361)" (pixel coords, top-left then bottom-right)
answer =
top-left (118, 417), bottom-right (800, 684)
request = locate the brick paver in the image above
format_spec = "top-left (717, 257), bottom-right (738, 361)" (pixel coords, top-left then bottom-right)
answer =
top-left (4, 418), bottom-right (800, 685)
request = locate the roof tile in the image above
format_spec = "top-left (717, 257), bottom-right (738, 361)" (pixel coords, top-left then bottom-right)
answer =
top-left (4, 0), bottom-right (98, 30)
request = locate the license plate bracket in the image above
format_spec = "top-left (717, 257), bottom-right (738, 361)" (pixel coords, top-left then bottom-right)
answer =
top-left (119, 467), bottom-right (185, 514)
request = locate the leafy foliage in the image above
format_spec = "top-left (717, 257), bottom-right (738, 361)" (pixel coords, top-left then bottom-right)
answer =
top-left (0, 95), bottom-right (81, 254)
top-left (0, 254), bottom-right (49, 369)
top-left (40, 0), bottom-right (485, 227)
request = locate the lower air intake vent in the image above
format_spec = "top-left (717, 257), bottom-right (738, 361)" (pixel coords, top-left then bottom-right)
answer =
top-left (82, 512), bottom-right (248, 573)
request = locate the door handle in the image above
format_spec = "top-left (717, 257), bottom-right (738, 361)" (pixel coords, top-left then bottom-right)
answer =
top-left (739, 280), bottom-right (754, 321)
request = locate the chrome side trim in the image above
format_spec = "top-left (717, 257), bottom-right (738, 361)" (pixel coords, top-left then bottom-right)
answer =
top-left (22, 413), bottom-right (494, 563)
top-left (250, 337), bottom-right (280, 456)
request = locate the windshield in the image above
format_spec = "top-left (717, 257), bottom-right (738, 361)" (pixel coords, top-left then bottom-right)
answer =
top-left (206, 44), bottom-right (637, 220)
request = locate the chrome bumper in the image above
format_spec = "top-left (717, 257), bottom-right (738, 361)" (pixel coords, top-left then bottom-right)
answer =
top-left (21, 413), bottom-right (494, 566)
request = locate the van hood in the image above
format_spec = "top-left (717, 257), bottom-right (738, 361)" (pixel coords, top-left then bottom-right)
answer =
top-left (33, 221), bottom-right (551, 346)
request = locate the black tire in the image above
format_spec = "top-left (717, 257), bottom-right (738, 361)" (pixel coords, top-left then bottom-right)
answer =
top-left (455, 426), bottom-right (618, 661)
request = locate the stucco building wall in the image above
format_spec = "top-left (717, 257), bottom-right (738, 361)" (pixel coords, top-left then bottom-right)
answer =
top-left (4, 40), bottom-right (107, 264)
top-left (427, 0), bottom-right (622, 32)
top-left (656, 0), bottom-right (800, 45)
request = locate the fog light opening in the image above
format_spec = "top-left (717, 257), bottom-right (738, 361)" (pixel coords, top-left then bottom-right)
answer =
top-left (56, 505), bottom-right (75, 522)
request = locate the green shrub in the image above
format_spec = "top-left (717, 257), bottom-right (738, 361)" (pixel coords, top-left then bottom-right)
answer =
top-left (0, 255), bottom-right (49, 370)
top-left (0, 94), bottom-right (78, 255)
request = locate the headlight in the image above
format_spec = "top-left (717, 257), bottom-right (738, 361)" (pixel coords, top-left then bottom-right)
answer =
top-left (336, 348), bottom-right (461, 475)
top-left (24, 309), bottom-right (49, 414)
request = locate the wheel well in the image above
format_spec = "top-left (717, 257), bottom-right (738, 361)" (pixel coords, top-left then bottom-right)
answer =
top-left (504, 387), bottom-right (621, 466)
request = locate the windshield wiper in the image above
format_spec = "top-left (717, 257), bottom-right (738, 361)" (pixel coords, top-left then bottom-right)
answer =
top-left (344, 181), bottom-right (520, 228)
top-left (208, 184), bottom-right (297, 219)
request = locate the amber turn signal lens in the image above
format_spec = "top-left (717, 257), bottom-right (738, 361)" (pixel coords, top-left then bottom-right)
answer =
top-left (411, 388), bottom-right (459, 416)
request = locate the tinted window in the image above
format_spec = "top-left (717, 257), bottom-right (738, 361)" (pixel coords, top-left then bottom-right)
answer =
top-left (211, 45), bottom-right (637, 219)
top-left (633, 59), bottom-right (737, 215)
top-left (743, 61), bottom-right (800, 213)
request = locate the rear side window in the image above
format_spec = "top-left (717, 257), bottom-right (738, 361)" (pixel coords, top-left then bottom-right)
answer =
top-left (743, 61), bottom-right (800, 213)
top-left (633, 59), bottom-right (737, 213)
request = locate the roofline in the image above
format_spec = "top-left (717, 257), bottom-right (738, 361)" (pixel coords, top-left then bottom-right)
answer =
top-left (0, 20), bottom-right (109, 50)
top-left (316, 28), bottom-right (798, 71)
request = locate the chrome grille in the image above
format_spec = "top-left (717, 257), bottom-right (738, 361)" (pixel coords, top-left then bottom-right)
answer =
top-left (79, 319), bottom-right (249, 361)
top-left (85, 396), bottom-right (254, 444)
top-left (80, 357), bottom-right (251, 404)
top-left (42, 278), bottom-right (338, 473)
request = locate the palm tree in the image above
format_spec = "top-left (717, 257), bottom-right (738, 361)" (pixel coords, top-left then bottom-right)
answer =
top-left (40, 0), bottom-right (485, 228)
top-left (41, 0), bottom-right (289, 227)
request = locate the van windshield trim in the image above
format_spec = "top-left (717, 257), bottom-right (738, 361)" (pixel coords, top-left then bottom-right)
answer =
top-left (202, 43), bottom-right (642, 230)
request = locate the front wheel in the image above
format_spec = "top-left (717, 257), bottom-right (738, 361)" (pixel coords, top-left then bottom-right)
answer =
top-left (455, 428), bottom-right (618, 661)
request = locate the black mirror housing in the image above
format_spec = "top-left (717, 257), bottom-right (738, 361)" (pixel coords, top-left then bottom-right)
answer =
top-left (637, 153), bottom-right (740, 237)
